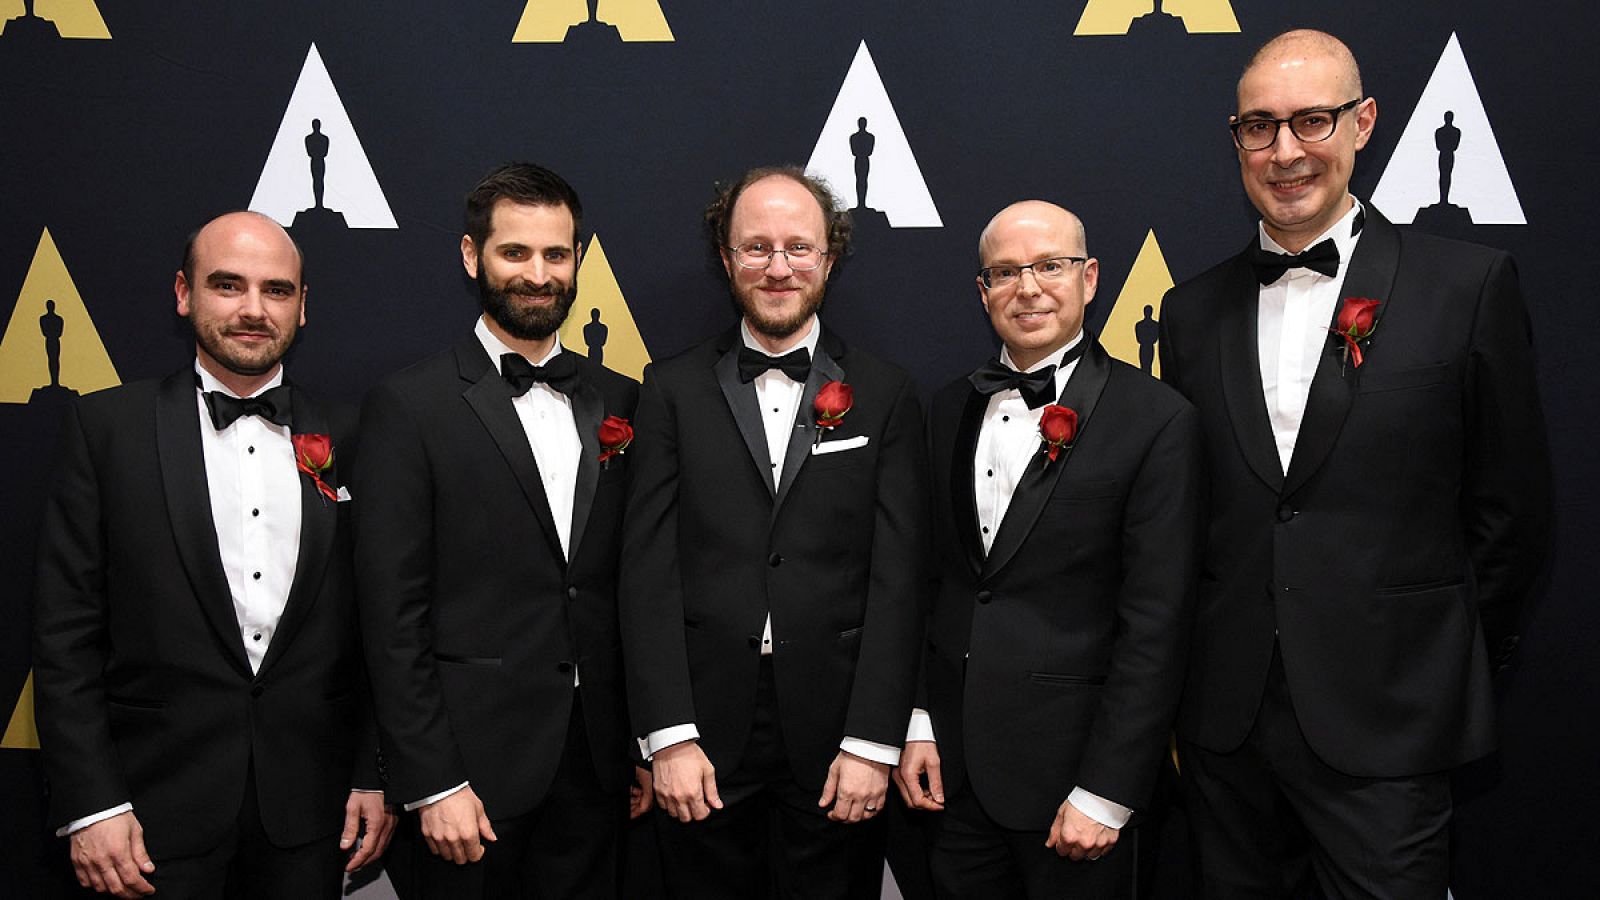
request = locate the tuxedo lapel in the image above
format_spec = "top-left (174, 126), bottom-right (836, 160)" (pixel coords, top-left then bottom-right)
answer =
top-left (773, 333), bottom-right (846, 514)
top-left (1217, 247), bottom-right (1285, 493)
top-left (258, 383), bottom-right (335, 676)
top-left (713, 332), bottom-right (776, 497)
top-left (950, 388), bottom-right (987, 578)
top-left (155, 369), bottom-right (253, 677)
top-left (568, 371), bottom-right (604, 560)
top-left (1282, 206), bottom-right (1402, 499)
top-left (982, 337), bottom-right (1112, 581)
top-left (457, 341), bottom-right (566, 563)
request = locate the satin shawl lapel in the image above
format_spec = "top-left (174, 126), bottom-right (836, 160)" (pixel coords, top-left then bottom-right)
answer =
top-left (774, 336), bottom-right (846, 516)
top-left (258, 383), bottom-right (336, 676)
top-left (981, 338), bottom-right (1112, 582)
top-left (950, 388), bottom-right (987, 578)
top-left (1217, 246), bottom-right (1285, 493)
top-left (1282, 207), bottom-right (1401, 499)
top-left (155, 369), bottom-right (252, 677)
top-left (457, 341), bottom-right (566, 563)
top-left (714, 335), bottom-right (776, 498)
top-left (567, 371), bottom-right (604, 561)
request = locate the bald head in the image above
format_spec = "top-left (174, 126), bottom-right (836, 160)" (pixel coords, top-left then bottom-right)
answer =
top-left (978, 201), bottom-right (1087, 263)
top-left (1240, 29), bottom-right (1363, 103)
top-left (183, 211), bottom-right (304, 286)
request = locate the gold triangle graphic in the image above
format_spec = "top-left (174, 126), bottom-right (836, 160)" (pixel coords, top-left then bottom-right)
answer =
top-left (1100, 230), bottom-right (1173, 378)
top-left (2, 671), bottom-right (39, 750)
top-left (513, 0), bottom-right (673, 43)
top-left (1075, 0), bottom-right (1239, 35)
top-left (1, 0), bottom-right (113, 39)
top-left (559, 235), bottom-right (652, 381)
top-left (0, 228), bottom-right (121, 404)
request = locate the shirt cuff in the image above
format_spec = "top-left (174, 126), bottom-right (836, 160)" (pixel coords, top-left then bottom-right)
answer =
top-left (905, 708), bottom-right (936, 743)
top-left (1068, 786), bottom-right (1132, 829)
top-left (841, 736), bottom-right (901, 767)
top-left (351, 789), bottom-right (382, 794)
top-left (59, 803), bottom-right (133, 837)
top-left (404, 782), bottom-right (469, 812)
top-left (644, 724), bottom-right (700, 758)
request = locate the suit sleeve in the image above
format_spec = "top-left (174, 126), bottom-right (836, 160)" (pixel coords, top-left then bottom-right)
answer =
top-left (1075, 401), bottom-right (1203, 810)
top-left (1461, 254), bottom-right (1552, 667)
top-left (841, 375), bottom-right (933, 747)
top-left (353, 383), bottom-right (467, 804)
top-left (32, 401), bottom-right (130, 826)
top-left (619, 365), bottom-right (699, 737)
top-left (333, 417), bottom-right (384, 794)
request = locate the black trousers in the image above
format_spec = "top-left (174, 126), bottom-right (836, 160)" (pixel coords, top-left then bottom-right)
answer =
top-left (927, 782), bottom-right (1135, 900)
top-left (654, 657), bottom-right (884, 900)
top-left (392, 691), bottom-right (629, 899)
top-left (1180, 646), bottom-right (1451, 900)
top-left (137, 759), bottom-right (347, 900)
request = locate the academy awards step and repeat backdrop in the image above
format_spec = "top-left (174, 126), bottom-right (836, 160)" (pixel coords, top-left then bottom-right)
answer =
top-left (2, 2), bottom-right (1594, 896)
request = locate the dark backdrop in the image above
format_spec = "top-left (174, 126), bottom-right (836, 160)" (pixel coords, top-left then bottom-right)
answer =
top-left (2, 2), bottom-right (1595, 896)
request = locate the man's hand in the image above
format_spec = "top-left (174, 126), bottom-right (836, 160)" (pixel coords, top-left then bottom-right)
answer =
top-left (629, 766), bottom-right (655, 820)
top-left (652, 741), bottom-right (722, 823)
top-left (70, 811), bottom-right (155, 898)
top-left (1045, 798), bottom-right (1119, 861)
top-left (340, 791), bottom-right (398, 872)
top-left (819, 751), bottom-right (889, 823)
top-left (892, 740), bottom-right (945, 811)
top-left (418, 786), bottom-right (497, 865)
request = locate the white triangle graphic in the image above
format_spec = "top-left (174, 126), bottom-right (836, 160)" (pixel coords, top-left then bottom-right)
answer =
top-left (805, 41), bottom-right (941, 228)
top-left (1371, 33), bottom-right (1524, 225)
top-left (248, 44), bottom-right (398, 229)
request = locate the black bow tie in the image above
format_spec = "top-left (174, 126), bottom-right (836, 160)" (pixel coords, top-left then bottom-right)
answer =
top-left (1251, 238), bottom-right (1340, 285)
top-left (738, 347), bottom-right (811, 384)
top-left (968, 342), bottom-right (1084, 410)
top-left (203, 384), bottom-right (293, 430)
top-left (501, 351), bottom-right (579, 397)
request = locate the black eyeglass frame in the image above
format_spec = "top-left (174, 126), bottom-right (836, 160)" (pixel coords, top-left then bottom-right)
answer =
top-left (1228, 98), bottom-right (1364, 151)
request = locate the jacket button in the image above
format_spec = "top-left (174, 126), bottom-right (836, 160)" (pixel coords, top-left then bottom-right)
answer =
top-left (250, 685), bottom-right (264, 698)
top-left (566, 586), bottom-right (579, 601)
top-left (976, 590), bottom-right (992, 605)
top-left (748, 636), bottom-right (761, 649)
top-left (556, 661), bottom-right (573, 674)
top-left (768, 553), bottom-right (783, 567)
top-left (1276, 505), bottom-right (1296, 523)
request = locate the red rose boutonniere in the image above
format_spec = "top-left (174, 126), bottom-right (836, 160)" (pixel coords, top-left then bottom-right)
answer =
top-left (1330, 296), bottom-right (1381, 371)
top-left (598, 415), bottom-right (633, 469)
top-left (813, 380), bottom-right (853, 447)
top-left (291, 433), bottom-right (338, 502)
top-left (1037, 404), bottom-right (1079, 463)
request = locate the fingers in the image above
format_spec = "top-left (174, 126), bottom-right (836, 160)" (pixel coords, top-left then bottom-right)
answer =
top-left (339, 797), bottom-right (362, 851)
top-left (71, 816), bottom-right (155, 898)
top-left (701, 769), bottom-right (723, 812)
top-left (817, 763), bottom-right (840, 810)
top-left (891, 767), bottom-right (916, 808)
top-left (477, 808), bottom-right (498, 845)
top-left (924, 759), bottom-right (946, 808)
top-left (419, 791), bottom-right (491, 865)
top-left (821, 754), bottom-right (888, 823)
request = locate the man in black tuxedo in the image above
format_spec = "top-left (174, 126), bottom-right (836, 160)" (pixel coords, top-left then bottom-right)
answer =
top-left (620, 166), bottom-right (930, 898)
top-left (1159, 30), bottom-right (1552, 898)
top-left (893, 201), bottom-right (1201, 898)
top-left (33, 211), bottom-right (394, 898)
top-left (355, 163), bottom-right (648, 899)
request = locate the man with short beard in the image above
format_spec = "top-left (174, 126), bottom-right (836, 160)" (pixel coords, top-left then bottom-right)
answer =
top-left (355, 163), bottom-right (648, 899)
top-left (620, 166), bottom-right (931, 897)
top-left (34, 211), bottom-right (394, 899)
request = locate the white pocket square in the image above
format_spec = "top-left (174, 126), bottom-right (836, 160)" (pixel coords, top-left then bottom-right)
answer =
top-left (336, 485), bottom-right (353, 502)
top-left (812, 435), bottom-right (869, 455)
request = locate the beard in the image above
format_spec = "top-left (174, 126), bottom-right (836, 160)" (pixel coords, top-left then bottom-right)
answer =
top-left (192, 316), bottom-right (296, 377)
top-left (478, 267), bottom-right (577, 341)
top-left (732, 276), bottom-right (826, 342)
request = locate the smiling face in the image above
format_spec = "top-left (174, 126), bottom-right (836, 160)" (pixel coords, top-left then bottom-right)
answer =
top-left (976, 201), bottom-right (1098, 372)
top-left (461, 199), bottom-right (580, 344)
top-left (175, 212), bottom-right (306, 391)
top-left (720, 174), bottom-right (834, 349)
top-left (1235, 37), bottom-right (1376, 252)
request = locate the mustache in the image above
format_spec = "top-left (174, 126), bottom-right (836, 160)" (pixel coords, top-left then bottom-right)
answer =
top-left (504, 280), bottom-right (563, 297)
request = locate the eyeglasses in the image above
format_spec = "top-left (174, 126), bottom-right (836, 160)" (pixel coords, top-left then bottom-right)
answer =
top-left (978, 256), bottom-right (1088, 289)
top-left (1229, 98), bottom-right (1363, 151)
top-left (727, 242), bottom-right (828, 271)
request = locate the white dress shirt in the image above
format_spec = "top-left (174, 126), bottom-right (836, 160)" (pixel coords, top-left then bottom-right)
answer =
top-left (62, 362), bottom-right (304, 835)
top-left (1256, 199), bottom-right (1364, 473)
top-left (644, 316), bottom-right (901, 768)
top-left (904, 334), bottom-right (1130, 829)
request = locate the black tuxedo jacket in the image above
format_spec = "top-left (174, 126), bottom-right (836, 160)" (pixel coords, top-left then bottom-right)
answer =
top-left (1159, 205), bottom-right (1552, 777)
top-left (923, 338), bottom-right (1201, 831)
top-left (33, 369), bottom-right (377, 858)
top-left (620, 325), bottom-right (930, 790)
top-left (354, 338), bottom-right (639, 818)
